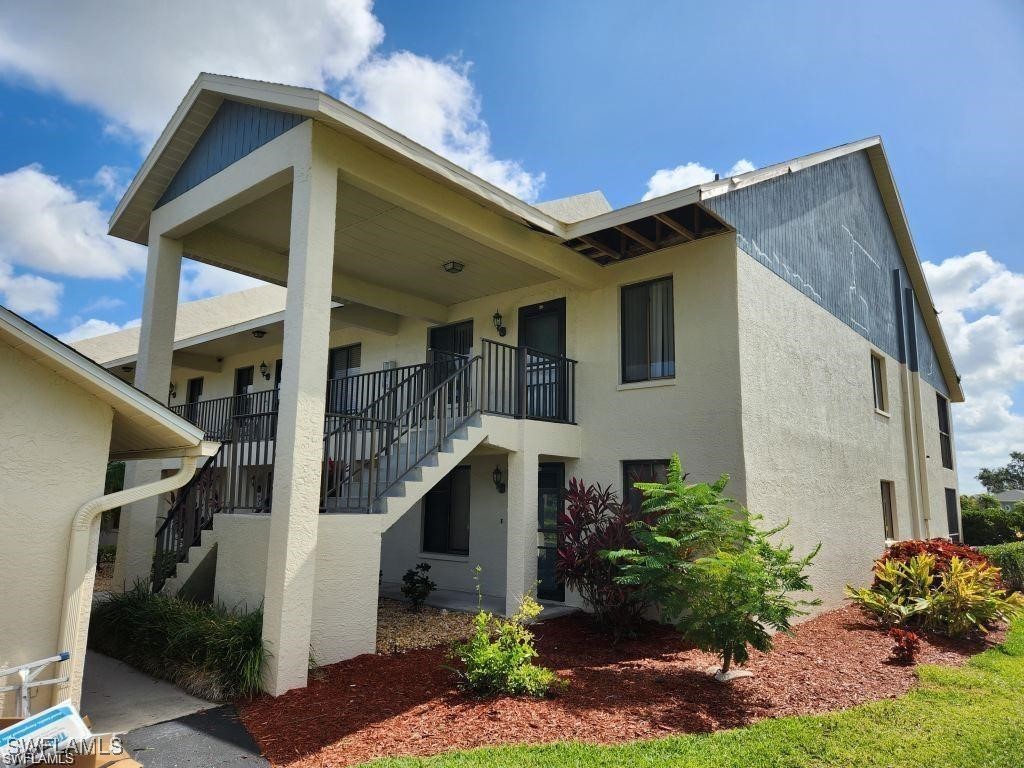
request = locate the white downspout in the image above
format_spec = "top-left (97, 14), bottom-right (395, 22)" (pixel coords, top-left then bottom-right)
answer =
top-left (53, 456), bottom-right (200, 706)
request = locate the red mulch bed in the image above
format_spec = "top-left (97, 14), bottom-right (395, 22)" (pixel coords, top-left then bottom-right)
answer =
top-left (238, 606), bottom-right (1004, 767)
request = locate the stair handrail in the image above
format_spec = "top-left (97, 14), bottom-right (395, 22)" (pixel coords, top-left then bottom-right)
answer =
top-left (153, 443), bottom-right (226, 591)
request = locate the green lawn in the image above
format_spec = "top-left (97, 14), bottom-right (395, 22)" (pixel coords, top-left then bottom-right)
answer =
top-left (367, 620), bottom-right (1024, 768)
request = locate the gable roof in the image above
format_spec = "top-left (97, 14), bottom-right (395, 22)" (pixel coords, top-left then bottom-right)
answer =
top-left (108, 75), bottom-right (961, 401)
top-left (73, 284), bottom-right (287, 365)
top-left (1, 304), bottom-right (210, 460)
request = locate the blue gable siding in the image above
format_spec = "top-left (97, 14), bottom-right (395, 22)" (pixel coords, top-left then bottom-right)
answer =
top-left (156, 100), bottom-right (307, 208)
top-left (703, 151), bottom-right (947, 395)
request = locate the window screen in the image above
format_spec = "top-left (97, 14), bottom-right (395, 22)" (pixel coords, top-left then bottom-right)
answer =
top-left (937, 394), bottom-right (953, 470)
top-left (945, 488), bottom-right (961, 542)
top-left (880, 480), bottom-right (895, 540)
top-left (621, 277), bottom-right (675, 383)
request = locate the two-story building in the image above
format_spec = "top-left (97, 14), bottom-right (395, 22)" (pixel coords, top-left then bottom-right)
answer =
top-left (74, 73), bottom-right (963, 697)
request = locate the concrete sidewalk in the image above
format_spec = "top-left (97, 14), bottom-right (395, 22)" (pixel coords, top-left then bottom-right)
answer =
top-left (80, 651), bottom-right (213, 734)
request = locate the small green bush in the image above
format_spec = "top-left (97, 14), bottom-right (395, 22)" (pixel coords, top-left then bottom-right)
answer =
top-left (450, 593), bottom-right (560, 698)
top-left (963, 505), bottom-right (1024, 546)
top-left (89, 583), bottom-right (265, 700)
top-left (401, 562), bottom-right (436, 611)
top-left (980, 542), bottom-right (1024, 593)
top-left (846, 551), bottom-right (1024, 636)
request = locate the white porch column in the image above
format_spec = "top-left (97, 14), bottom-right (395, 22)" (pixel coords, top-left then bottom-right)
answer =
top-left (111, 234), bottom-right (182, 588)
top-left (261, 144), bottom-right (338, 696)
top-left (504, 446), bottom-right (539, 617)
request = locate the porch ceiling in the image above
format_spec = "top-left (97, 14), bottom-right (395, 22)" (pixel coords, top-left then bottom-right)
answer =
top-left (210, 179), bottom-right (558, 307)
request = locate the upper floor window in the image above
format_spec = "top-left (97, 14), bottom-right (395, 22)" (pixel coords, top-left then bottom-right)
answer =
top-left (937, 394), bottom-right (953, 469)
top-left (871, 353), bottom-right (888, 413)
top-left (621, 277), bottom-right (675, 383)
top-left (622, 459), bottom-right (669, 513)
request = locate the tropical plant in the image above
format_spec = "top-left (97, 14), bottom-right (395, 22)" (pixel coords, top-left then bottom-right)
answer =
top-left (846, 548), bottom-right (1024, 637)
top-left (556, 478), bottom-right (650, 637)
top-left (450, 587), bottom-right (560, 698)
top-left (401, 562), bottom-right (436, 611)
top-left (888, 628), bottom-right (920, 665)
top-left (979, 542), bottom-right (1024, 593)
top-left (609, 454), bottom-right (819, 678)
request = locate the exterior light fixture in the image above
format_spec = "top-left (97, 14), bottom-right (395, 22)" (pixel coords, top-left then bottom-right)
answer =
top-left (442, 260), bottom-right (465, 274)
top-left (492, 465), bottom-right (506, 494)
top-left (168, 382), bottom-right (177, 400)
top-left (252, 329), bottom-right (267, 339)
top-left (259, 360), bottom-right (271, 380)
top-left (492, 310), bottom-right (507, 337)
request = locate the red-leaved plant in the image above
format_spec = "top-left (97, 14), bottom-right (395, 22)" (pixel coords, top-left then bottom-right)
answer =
top-left (888, 627), bottom-right (921, 665)
top-left (556, 478), bottom-right (652, 638)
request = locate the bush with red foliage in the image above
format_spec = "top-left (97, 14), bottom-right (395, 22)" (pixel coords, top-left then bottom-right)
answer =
top-left (881, 538), bottom-right (989, 572)
top-left (888, 627), bottom-right (921, 665)
top-left (556, 478), bottom-right (652, 637)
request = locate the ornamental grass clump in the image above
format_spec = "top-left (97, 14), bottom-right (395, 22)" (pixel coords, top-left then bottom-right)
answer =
top-left (845, 541), bottom-right (1024, 637)
top-left (89, 582), bottom-right (265, 700)
top-left (607, 454), bottom-right (820, 681)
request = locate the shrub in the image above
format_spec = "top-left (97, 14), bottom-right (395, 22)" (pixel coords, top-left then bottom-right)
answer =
top-left (846, 547), bottom-right (1024, 637)
top-left (888, 628), bottom-right (920, 665)
top-left (401, 562), bottom-right (436, 611)
top-left (609, 454), bottom-right (819, 677)
top-left (556, 478), bottom-right (651, 637)
top-left (450, 592), bottom-right (560, 698)
top-left (979, 542), bottom-right (1024, 593)
top-left (97, 545), bottom-right (117, 564)
top-left (963, 506), bottom-right (1024, 546)
top-left (89, 582), bottom-right (265, 700)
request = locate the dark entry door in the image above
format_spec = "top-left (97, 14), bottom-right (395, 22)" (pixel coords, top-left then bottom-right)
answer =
top-left (518, 299), bottom-right (567, 420)
top-left (428, 320), bottom-right (473, 398)
top-left (537, 462), bottom-right (565, 601)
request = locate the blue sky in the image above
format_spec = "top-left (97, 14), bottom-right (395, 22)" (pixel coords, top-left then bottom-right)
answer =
top-left (0, 0), bottom-right (1020, 490)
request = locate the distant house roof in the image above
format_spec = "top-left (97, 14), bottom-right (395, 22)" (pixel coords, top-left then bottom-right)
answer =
top-left (72, 284), bottom-right (287, 366)
top-left (1, 304), bottom-right (210, 460)
top-left (994, 490), bottom-right (1024, 504)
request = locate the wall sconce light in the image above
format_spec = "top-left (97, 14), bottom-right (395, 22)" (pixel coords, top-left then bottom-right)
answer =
top-left (492, 465), bottom-right (506, 494)
top-left (492, 310), bottom-right (507, 337)
top-left (259, 360), bottom-right (271, 380)
top-left (168, 382), bottom-right (177, 400)
top-left (252, 329), bottom-right (267, 339)
top-left (442, 260), bottom-right (465, 274)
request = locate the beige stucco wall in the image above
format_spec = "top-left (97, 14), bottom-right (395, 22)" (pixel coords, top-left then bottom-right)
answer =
top-left (0, 343), bottom-right (113, 714)
top-left (213, 513), bottom-right (382, 664)
top-left (735, 250), bottom-right (937, 608)
top-left (380, 451), bottom-right (509, 598)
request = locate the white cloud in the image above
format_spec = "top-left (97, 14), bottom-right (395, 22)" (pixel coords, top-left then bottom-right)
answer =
top-left (90, 165), bottom-right (131, 200)
top-left (81, 295), bottom-right (125, 314)
top-left (0, 164), bottom-right (144, 279)
top-left (641, 158), bottom-right (757, 201)
top-left (180, 261), bottom-right (266, 301)
top-left (0, 262), bottom-right (62, 317)
top-left (923, 251), bottom-right (1024, 492)
top-left (59, 317), bottom-right (135, 343)
top-left (0, 0), bottom-right (384, 145)
top-left (345, 52), bottom-right (544, 200)
top-left (0, 3), bottom-right (542, 200)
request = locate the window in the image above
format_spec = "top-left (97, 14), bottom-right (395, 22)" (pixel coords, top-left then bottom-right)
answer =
top-left (937, 394), bottom-right (953, 469)
top-left (327, 344), bottom-right (362, 413)
top-left (185, 377), bottom-right (204, 422)
top-left (871, 353), bottom-right (887, 412)
top-left (621, 277), bottom-right (675, 383)
top-left (623, 459), bottom-right (670, 513)
top-left (423, 465), bottom-right (471, 555)
top-left (945, 488), bottom-right (961, 542)
top-left (880, 480), bottom-right (895, 540)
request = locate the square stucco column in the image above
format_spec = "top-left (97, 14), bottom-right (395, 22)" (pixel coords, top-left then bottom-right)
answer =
top-left (111, 234), bottom-right (182, 588)
top-left (261, 148), bottom-right (338, 696)
top-left (504, 447), bottom-right (539, 617)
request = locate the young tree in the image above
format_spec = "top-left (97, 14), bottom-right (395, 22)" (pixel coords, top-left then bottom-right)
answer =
top-left (608, 454), bottom-right (819, 681)
top-left (977, 451), bottom-right (1024, 493)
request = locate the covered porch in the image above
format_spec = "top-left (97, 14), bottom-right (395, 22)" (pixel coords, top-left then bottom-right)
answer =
top-left (111, 75), bottom-right (593, 695)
